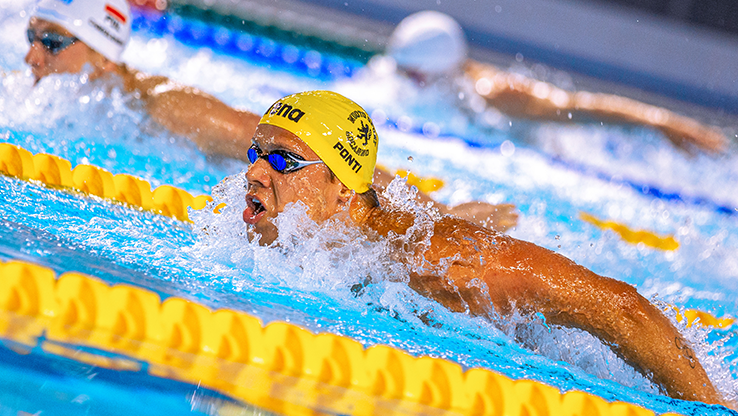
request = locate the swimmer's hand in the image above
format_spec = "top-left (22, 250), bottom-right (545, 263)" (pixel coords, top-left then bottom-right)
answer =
top-left (444, 201), bottom-right (518, 232)
top-left (653, 114), bottom-right (728, 155)
top-left (465, 61), bottom-right (729, 155)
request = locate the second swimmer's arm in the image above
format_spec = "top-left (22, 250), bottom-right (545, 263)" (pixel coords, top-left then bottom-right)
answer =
top-left (146, 87), bottom-right (260, 160)
top-left (464, 61), bottom-right (727, 154)
top-left (126, 72), bottom-right (259, 159)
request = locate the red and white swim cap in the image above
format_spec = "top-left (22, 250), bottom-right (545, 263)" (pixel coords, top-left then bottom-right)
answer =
top-left (32, 0), bottom-right (131, 63)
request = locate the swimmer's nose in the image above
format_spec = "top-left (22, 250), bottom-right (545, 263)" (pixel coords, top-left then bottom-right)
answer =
top-left (245, 156), bottom-right (272, 189)
top-left (25, 42), bottom-right (46, 76)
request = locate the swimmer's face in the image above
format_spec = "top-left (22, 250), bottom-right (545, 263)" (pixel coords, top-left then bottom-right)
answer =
top-left (25, 18), bottom-right (107, 83)
top-left (243, 124), bottom-right (352, 245)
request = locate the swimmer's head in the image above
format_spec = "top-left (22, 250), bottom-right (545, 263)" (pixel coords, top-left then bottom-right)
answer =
top-left (26, 0), bottom-right (131, 81)
top-left (258, 90), bottom-right (378, 193)
top-left (244, 91), bottom-right (379, 245)
top-left (387, 11), bottom-right (468, 79)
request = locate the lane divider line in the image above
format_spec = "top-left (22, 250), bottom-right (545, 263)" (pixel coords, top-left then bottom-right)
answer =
top-left (0, 258), bottom-right (673, 416)
top-left (580, 212), bottom-right (680, 251)
top-left (0, 143), bottom-right (211, 223)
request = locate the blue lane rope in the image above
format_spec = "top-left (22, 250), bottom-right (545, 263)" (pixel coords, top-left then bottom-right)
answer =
top-left (130, 5), bottom-right (738, 218)
top-left (131, 6), bottom-right (363, 80)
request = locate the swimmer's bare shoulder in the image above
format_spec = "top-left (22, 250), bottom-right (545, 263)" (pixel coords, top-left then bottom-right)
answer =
top-left (361, 206), bottom-right (724, 405)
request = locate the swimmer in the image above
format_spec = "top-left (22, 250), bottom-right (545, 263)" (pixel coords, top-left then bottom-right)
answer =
top-left (25, 0), bottom-right (260, 161)
top-left (243, 90), bottom-right (727, 407)
top-left (385, 11), bottom-right (728, 154)
top-left (23, 0), bottom-right (517, 232)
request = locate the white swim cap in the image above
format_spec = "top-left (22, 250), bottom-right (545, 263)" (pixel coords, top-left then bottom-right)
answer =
top-left (32, 0), bottom-right (131, 63)
top-left (387, 11), bottom-right (468, 76)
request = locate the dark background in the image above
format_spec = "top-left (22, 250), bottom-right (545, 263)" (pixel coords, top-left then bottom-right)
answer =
top-left (592, 0), bottom-right (738, 35)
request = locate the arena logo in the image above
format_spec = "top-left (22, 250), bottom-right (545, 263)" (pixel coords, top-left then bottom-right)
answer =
top-left (267, 102), bottom-right (306, 122)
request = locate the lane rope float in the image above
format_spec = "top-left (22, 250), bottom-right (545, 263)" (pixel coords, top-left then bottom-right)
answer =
top-left (0, 258), bottom-right (677, 416)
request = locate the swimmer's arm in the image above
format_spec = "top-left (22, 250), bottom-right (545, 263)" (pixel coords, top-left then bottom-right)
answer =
top-left (363, 211), bottom-right (721, 404)
top-left (569, 92), bottom-right (727, 154)
top-left (464, 61), bottom-right (727, 154)
top-left (484, 239), bottom-right (722, 404)
top-left (125, 72), bottom-right (259, 160)
top-left (441, 201), bottom-right (518, 232)
top-left (145, 87), bottom-right (260, 160)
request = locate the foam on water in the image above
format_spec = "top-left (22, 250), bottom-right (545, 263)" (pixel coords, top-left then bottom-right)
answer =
top-left (185, 172), bottom-right (695, 398)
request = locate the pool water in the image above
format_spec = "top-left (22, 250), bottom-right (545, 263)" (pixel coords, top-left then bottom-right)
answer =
top-left (1, 1), bottom-right (738, 415)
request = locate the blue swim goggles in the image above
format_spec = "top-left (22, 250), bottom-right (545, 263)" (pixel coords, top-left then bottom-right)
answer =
top-left (27, 29), bottom-right (78, 55)
top-left (247, 144), bottom-right (324, 174)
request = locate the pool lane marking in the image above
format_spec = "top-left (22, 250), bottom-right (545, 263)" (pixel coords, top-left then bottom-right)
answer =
top-left (0, 258), bottom-right (684, 416)
top-left (375, 164), bottom-right (445, 194)
top-left (130, 5), bottom-right (364, 81)
top-left (0, 143), bottom-right (211, 223)
top-left (673, 306), bottom-right (736, 329)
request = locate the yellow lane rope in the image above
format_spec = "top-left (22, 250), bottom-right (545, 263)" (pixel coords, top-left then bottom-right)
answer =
top-left (675, 307), bottom-right (735, 329)
top-left (0, 143), bottom-right (210, 222)
top-left (0, 258), bottom-right (671, 416)
top-left (376, 164), bottom-right (445, 194)
top-left (580, 212), bottom-right (679, 251)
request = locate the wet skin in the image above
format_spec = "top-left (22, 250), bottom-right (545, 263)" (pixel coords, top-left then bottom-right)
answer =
top-left (358, 204), bottom-right (724, 405)
top-left (242, 126), bottom-right (723, 405)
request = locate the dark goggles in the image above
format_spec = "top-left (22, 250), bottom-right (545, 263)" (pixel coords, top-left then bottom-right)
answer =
top-left (27, 29), bottom-right (78, 55)
top-left (247, 144), bottom-right (323, 174)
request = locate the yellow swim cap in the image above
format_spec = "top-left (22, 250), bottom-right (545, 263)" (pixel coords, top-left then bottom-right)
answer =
top-left (259, 91), bottom-right (378, 193)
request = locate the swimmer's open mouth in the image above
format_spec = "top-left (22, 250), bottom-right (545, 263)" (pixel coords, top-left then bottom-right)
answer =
top-left (250, 196), bottom-right (265, 214)
top-left (243, 195), bottom-right (266, 224)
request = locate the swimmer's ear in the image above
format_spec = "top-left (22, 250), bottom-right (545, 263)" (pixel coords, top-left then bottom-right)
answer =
top-left (337, 184), bottom-right (353, 205)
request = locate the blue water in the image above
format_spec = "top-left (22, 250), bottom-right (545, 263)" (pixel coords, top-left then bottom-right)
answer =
top-left (1, 1), bottom-right (738, 415)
